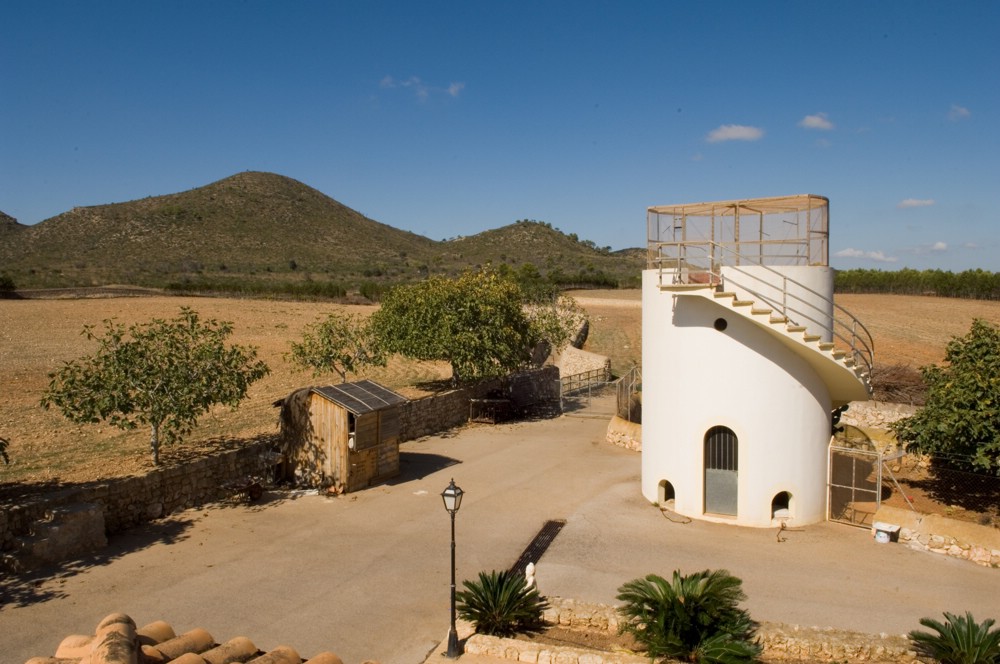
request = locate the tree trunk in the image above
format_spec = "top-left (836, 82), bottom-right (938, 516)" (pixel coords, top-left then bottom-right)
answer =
top-left (150, 423), bottom-right (160, 466)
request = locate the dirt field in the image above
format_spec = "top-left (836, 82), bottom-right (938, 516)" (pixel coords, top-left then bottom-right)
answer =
top-left (2, 290), bottom-right (999, 489)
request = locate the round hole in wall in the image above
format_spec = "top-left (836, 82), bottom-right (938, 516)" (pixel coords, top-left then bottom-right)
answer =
top-left (713, 317), bottom-right (728, 331)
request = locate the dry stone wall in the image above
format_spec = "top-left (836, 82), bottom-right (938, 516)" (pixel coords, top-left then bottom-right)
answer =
top-left (466, 598), bottom-right (920, 663)
top-left (1, 367), bottom-right (560, 572)
top-left (840, 401), bottom-right (916, 430)
top-left (1, 438), bottom-right (276, 572)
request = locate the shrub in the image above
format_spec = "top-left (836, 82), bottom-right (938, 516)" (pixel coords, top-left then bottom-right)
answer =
top-left (909, 611), bottom-right (1000, 664)
top-left (456, 570), bottom-right (548, 637)
top-left (617, 569), bottom-right (761, 664)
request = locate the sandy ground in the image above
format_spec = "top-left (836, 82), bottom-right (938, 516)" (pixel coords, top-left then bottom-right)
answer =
top-left (5, 402), bottom-right (998, 663)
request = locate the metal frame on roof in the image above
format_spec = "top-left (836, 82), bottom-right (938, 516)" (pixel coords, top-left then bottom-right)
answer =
top-left (310, 380), bottom-right (408, 415)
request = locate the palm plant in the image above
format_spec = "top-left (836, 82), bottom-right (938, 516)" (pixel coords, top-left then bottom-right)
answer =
top-left (616, 569), bottom-right (762, 663)
top-left (909, 611), bottom-right (1000, 664)
top-left (456, 570), bottom-right (549, 637)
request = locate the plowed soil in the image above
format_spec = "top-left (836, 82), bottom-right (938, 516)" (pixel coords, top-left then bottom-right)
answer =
top-left (2, 291), bottom-right (998, 489)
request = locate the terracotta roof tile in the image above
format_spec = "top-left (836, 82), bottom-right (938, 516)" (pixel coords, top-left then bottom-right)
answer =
top-left (24, 613), bottom-right (344, 664)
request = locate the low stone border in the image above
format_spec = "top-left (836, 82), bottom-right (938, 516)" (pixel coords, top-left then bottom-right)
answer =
top-left (874, 505), bottom-right (1000, 568)
top-left (605, 416), bottom-right (640, 452)
top-left (464, 598), bottom-right (920, 663)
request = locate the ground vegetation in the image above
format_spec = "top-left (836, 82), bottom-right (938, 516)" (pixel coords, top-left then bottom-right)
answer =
top-left (456, 570), bottom-right (548, 637)
top-left (617, 569), bottom-right (761, 663)
top-left (908, 611), bottom-right (1000, 664)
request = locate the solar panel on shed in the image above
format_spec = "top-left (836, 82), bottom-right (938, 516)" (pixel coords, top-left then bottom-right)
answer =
top-left (311, 380), bottom-right (407, 415)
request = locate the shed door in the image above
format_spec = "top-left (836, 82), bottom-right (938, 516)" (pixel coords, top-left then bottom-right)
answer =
top-left (704, 426), bottom-right (738, 516)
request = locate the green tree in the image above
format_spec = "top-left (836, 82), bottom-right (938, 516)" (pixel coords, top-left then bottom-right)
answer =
top-left (891, 319), bottom-right (1000, 475)
top-left (456, 570), bottom-right (549, 637)
top-left (370, 269), bottom-right (536, 383)
top-left (41, 308), bottom-right (270, 465)
top-left (616, 569), bottom-right (761, 664)
top-left (288, 312), bottom-right (385, 382)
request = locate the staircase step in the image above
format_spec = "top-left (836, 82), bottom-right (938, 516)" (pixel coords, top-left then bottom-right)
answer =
top-left (818, 342), bottom-right (835, 351)
top-left (732, 300), bottom-right (754, 307)
top-left (803, 334), bottom-right (821, 343)
top-left (751, 308), bottom-right (773, 316)
top-left (844, 358), bottom-right (856, 367)
top-left (769, 316), bottom-right (788, 324)
top-left (786, 325), bottom-right (806, 333)
top-left (832, 349), bottom-right (847, 359)
top-left (713, 292), bottom-right (736, 299)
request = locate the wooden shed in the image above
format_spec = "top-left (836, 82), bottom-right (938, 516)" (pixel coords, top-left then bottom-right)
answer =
top-left (281, 380), bottom-right (408, 493)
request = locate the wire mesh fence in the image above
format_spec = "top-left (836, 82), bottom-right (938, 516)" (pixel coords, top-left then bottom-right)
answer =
top-left (881, 453), bottom-right (1000, 527)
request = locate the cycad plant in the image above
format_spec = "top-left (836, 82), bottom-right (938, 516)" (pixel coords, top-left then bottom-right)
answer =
top-left (616, 569), bottom-right (762, 664)
top-left (909, 611), bottom-right (1000, 664)
top-left (456, 570), bottom-right (549, 637)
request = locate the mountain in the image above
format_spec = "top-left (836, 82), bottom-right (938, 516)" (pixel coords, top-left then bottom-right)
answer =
top-left (0, 211), bottom-right (27, 236)
top-left (0, 172), bottom-right (644, 291)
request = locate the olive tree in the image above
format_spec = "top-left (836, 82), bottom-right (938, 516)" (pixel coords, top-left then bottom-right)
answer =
top-left (288, 312), bottom-right (385, 382)
top-left (370, 269), bottom-right (536, 383)
top-left (42, 307), bottom-right (270, 465)
top-left (892, 318), bottom-right (1000, 475)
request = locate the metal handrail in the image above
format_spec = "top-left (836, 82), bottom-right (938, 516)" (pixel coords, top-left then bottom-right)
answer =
top-left (651, 241), bottom-right (874, 382)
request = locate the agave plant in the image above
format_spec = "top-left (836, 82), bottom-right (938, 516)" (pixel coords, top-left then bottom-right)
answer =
top-left (456, 570), bottom-right (549, 637)
top-left (909, 611), bottom-right (1000, 664)
top-left (616, 569), bottom-right (762, 664)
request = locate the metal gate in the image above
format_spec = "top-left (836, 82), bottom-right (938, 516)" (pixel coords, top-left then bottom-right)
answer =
top-left (828, 445), bottom-right (881, 527)
top-left (705, 426), bottom-right (738, 516)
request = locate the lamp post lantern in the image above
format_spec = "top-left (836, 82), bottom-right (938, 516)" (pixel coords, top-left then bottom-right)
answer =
top-left (441, 478), bottom-right (464, 658)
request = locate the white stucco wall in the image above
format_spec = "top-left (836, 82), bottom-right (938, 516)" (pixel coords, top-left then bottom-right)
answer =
top-left (642, 269), bottom-right (833, 527)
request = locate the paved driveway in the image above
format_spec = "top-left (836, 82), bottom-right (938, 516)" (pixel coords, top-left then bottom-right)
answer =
top-left (4, 409), bottom-right (997, 663)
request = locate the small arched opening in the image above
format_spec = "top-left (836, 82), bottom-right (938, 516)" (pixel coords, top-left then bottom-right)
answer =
top-left (771, 491), bottom-right (792, 520)
top-left (658, 480), bottom-right (676, 508)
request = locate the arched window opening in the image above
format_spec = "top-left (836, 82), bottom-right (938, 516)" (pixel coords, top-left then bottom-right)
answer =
top-left (771, 491), bottom-right (792, 519)
top-left (658, 480), bottom-right (676, 507)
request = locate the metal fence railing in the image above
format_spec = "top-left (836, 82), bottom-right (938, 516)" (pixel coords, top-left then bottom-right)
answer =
top-left (560, 367), bottom-right (611, 396)
top-left (616, 366), bottom-right (641, 423)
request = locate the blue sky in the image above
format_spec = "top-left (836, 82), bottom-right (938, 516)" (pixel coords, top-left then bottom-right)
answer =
top-left (3, 1), bottom-right (998, 271)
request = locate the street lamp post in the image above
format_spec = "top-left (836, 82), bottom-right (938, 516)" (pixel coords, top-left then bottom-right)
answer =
top-left (441, 478), bottom-right (464, 658)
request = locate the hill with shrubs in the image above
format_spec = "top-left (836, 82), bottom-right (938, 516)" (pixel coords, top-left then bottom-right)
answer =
top-left (0, 172), bottom-right (644, 297)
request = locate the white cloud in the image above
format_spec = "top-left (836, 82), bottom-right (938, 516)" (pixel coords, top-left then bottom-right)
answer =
top-left (380, 75), bottom-right (464, 101)
top-left (897, 198), bottom-right (935, 209)
top-left (706, 124), bottom-right (764, 143)
top-left (931, 241), bottom-right (948, 252)
top-left (799, 113), bottom-right (834, 130)
top-left (948, 104), bottom-right (971, 121)
top-left (835, 248), bottom-right (898, 263)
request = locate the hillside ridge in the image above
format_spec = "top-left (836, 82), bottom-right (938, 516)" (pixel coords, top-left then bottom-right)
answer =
top-left (0, 171), bottom-right (643, 291)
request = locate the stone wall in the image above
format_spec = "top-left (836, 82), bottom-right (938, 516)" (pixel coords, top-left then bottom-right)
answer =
top-left (465, 598), bottom-right (919, 663)
top-left (1, 367), bottom-right (560, 572)
top-left (873, 505), bottom-right (1000, 568)
top-left (605, 416), bottom-right (641, 452)
top-left (553, 346), bottom-right (611, 378)
top-left (398, 366), bottom-right (560, 441)
top-left (1, 438), bottom-right (277, 572)
top-left (840, 401), bottom-right (916, 430)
